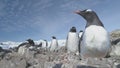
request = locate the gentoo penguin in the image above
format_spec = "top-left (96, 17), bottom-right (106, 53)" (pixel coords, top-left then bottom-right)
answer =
top-left (41, 40), bottom-right (48, 48)
top-left (17, 39), bottom-right (30, 55)
top-left (26, 39), bottom-right (35, 46)
top-left (43, 40), bottom-right (48, 51)
top-left (49, 36), bottom-right (58, 52)
top-left (79, 30), bottom-right (83, 38)
top-left (17, 39), bottom-right (34, 55)
top-left (17, 39), bottom-right (34, 49)
top-left (66, 27), bottom-right (79, 53)
top-left (38, 40), bottom-right (48, 52)
top-left (34, 42), bottom-right (42, 50)
top-left (18, 44), bottom-right (28, 55)
top-left (75, 9), bottom-right (111, 58)
top-left (38, 42), bottom-right (42, 48)
top-left (44, 40), bottom-right (48, 48)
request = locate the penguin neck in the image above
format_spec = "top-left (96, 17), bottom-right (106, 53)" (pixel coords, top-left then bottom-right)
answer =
top-left (85, 18), bottom-right (104, 28)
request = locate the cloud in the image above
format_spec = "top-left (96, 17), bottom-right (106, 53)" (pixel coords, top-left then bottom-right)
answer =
top-left (0, 0), bottom-right (119, 41)
top-left (0, 0), bottom-right (54, 32)
top-left (0, 1), bottom-right (6, 16)
top-left (0, 0), bottom-right (110, 33)
top-left (60, 0), bottom-right (108, 10)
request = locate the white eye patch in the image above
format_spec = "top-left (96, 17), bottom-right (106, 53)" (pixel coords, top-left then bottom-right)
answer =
top-left (86, 9), bottom-right (92, 12)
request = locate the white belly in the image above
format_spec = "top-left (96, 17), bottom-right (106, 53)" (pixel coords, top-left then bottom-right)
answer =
top-left (18, 46), bottom-right (26, 55)
top-left (50, 39), bottom-right (58, 51)
top-left (67, 32), bottom-right (79, 53)
top-left (81, 25), bottom-right (110, 58)
top-left (42, 41), bottom-right (47, 48)
top-left (79, 32), bottom-right (83, 38)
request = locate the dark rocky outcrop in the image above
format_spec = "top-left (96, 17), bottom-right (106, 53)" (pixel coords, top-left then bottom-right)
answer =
top-left (110, 29), bottom-right (120, 56)
top-left (110, 29), bottom-right (120, 45)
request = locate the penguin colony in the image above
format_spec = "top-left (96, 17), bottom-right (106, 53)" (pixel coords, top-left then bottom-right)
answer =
top-left (18, 9), bottom-right (111, 61)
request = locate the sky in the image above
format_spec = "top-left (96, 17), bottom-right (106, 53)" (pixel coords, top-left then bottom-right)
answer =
top-left (0, 0), bottom-right (120, 42)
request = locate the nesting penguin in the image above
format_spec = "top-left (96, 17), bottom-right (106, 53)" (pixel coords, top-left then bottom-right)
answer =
top-left (49, 36), bottom-right (58, 52)
top-left (18, 45), bottom-right (28, 55)
top-left (26, 39), bottom-right (35, 46)
top-left (17, 41), bottom-right (29, 55)
top-left (75, 9), bottom-right (111, 58)
top-left (66, 27), bottom-right (79, 53)
top-left (17, 39), bottom-right (35, 55)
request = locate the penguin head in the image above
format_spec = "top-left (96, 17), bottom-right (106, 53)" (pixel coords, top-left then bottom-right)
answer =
top-left (70, 26), bottom-right (76, 32)
top-left (26, 39), bottom-right (32, 43)
top-left (44, 40), bottom-right (47, 42)
top-left (52, 36), bottom-right (56, 39)
top-left (79, 30), bottom-right (83, 33)
top-left (75, 9), bottom-right (98, 22)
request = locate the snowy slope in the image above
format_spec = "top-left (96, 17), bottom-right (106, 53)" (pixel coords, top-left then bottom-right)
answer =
top-left (0, 41), bottom-right (22, 49)
top-left (0, 39), bottom-right (66, 49)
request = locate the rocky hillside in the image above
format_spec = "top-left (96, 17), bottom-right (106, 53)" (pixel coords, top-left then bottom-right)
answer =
top-left (0, 29), bottom-right (120, 68)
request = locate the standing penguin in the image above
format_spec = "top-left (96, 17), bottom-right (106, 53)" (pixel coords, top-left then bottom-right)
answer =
top-left (75, 9), bottom-right (111, 58)
top-left (41, 40), bottom-right (47, 48)
top-left (40, 40), bottom-right (48, 52)
top-left (43, 40), bottom-right (48, 51)
top-left (49, 36), bottom-right (58, 52)
top-left (26, 39), bottom-right (35, 46)
top-left (66, 27), bottom-right (79, 54)
top-left (79, 30), bottom-right (83, 38)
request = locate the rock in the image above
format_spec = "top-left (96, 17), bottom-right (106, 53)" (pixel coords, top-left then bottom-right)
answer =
top-left (110, 45), bottom-right (120, 56)
top-left (110, 29), bottom-right (120, 45)
top-left (76, 65), bottom-right (97, 68)
top-left (61, 63), bottom-right (74, 68)
top-left (25, 49), bottom-right (35, 59)
top-left (117, 42), bottom-right (120, 45)
top-left (113, 62), bottom-right (120, 68)
top-left (44, 62), bottom-right (54, 68)
top-left (109, 29), bottom-right (120, 56)
top-left (9, 47), bottom-right (18, 52)
top-left (0, 56), bottom-right (27, 68)
top-left (58, 46), bottom-right (67, 53)
top-left (110, 29), bottom-right (120, 39)
top-left (0, 46), bottom-right (3, 52)
top-left (26, 58), bottom-right (44, 68)
top-left (0, 47), bottom-right (11, 60)
top-left (112, 38), bottom-right (120, 45)
top-left (53, 63), bottom-right (63, 68)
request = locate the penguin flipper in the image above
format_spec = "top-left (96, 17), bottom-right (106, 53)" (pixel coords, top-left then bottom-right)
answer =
top-left (65, 35), bottom-right (68, 51)
top-left (78, 31), bottom-right (84, 53)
